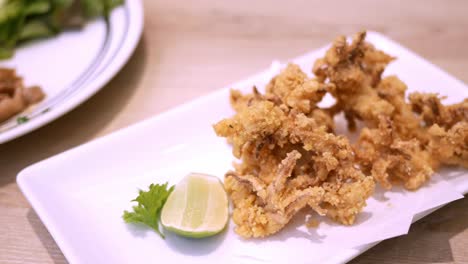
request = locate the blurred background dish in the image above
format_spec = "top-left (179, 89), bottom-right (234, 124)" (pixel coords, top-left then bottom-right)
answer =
top-left (0, 0), bottom-right (143, 143)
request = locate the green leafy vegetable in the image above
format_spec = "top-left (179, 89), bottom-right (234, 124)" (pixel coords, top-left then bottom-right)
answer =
top-left (123, 183), bottom-right (175, 239)
top-left (0, 0), bottom-right (124, 60)
top-left (17, 116), bottom-right (29, 124)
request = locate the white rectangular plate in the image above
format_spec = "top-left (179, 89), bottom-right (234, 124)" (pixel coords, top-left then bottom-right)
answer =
top-left (18, 32), bottom-right (468, 264)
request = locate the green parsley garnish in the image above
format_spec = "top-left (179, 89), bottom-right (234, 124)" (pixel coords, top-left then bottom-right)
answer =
top-left (17, 116), bottom-right (29, 124)
top-left (123, 182), bottom-right (174, 238)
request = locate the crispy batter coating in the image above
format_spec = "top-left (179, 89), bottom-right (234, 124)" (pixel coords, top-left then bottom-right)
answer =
top-left (408, 93), bottom-right (468, 167)
top-left (266, 64), bottom-right (328, 114)
top-left (427, 122), bottom-right (468, 167)
top-left (313, 31), bottom-right (467, 189)
top-left (214, 31), bottom-right (467, 238)
top-left (313, 31), bottom-right (395, 129)
top-left (214, 65), bottom-right (374, 238)
top-left (354, 117), bottom-right (434, 190)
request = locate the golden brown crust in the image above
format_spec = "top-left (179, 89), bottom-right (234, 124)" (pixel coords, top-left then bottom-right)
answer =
top-left (214, 64), bottom-right (374, 238)
top-left (313, 31), bottom-right (467, 189)
top-left (214, 31), bottom-right (468, 239)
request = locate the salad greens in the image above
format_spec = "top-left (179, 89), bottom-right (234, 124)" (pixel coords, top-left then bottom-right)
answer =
top-left (0, 0), bottom-right (124, 59)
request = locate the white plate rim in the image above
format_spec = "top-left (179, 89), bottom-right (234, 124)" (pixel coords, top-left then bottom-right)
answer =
top-left (0, 0), bottom-right (144, 144)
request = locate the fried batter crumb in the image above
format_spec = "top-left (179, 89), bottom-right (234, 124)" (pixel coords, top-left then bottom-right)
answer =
top-left (306, 218), bottom-right (320, 228)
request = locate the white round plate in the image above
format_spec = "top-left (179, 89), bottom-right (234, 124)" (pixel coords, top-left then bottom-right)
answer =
top-left (0, 0), bottom-right (143, 144)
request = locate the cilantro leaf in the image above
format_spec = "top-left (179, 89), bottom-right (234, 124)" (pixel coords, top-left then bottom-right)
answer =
top-left (123, 182), bottom-right (174, 238)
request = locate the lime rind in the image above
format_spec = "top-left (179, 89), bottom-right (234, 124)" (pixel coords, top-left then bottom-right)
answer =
top-left (163, 220), bottom-right (228, 239)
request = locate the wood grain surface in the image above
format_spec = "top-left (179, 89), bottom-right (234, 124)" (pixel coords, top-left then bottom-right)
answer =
top-left (1, 0), bottom-right (467, 263)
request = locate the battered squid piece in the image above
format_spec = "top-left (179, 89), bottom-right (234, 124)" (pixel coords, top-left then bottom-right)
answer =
top-left (312, 31), bottom-right (395, 130)
top-left (214, 85), bottom-right (374, 238)
top-left (265, 63), bottom-right (329, 114)
top-left (355, 117), bottom-right (434, 190)
top-left (427, 122), bottom-right (468, 168)
top-left (409, 93), bottom-right (468, 129)
top-left (408, 93), bottom-right (468, 168)
top-left (264, 64), bottom-right (336, 132)
top-left (224, 169), bottom-right (326, 238)
top-left (375, 76), bottom-right (428, 142)
top-left (313, 31), bottom-right (467, 190)
top-left (214, 99), bottom-right (287, 158)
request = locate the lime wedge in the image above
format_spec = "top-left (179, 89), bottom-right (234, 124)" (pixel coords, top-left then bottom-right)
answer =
top-left (161, 173), bottom-right (229, 238)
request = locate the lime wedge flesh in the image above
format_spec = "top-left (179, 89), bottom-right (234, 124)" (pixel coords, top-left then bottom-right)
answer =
top-left (161, 173), bottom-right (229, 238)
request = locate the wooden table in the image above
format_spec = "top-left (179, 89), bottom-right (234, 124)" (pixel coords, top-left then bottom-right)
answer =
top-left (1, 0), bottom-right (467, 263)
